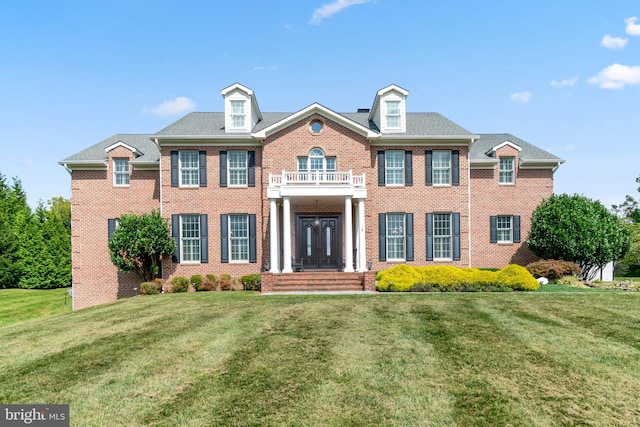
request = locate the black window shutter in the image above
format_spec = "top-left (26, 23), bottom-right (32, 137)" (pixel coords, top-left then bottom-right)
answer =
top-left (200, 214), bottom-right (208, 263)
top-left (490, 216), bottom-right (498, 243)
top-left (406, 213), bottom-right (414, 261)
top-left (513, 215), bottom-right (521, 243)
top-left (452, 150), bottom-right (460, 186)
top-left (453, 212), bottom-right (461, 261)
top-left (405, 151), bottom-right (413, 186)
top-left (378, 151), bottom-right (385, 186)
top-left (199, 151), bottom-right (207, 187)
top-left (378, 213), bottom-right (387, 261)
top-left (248, 151), bottom-right (256, 187)
top-left (170, 151), bottom-right (179, 187)
top-left (172, 214), bottom-right (180, 263)
top-left (220, 214), bottom-right (229, 263)
top-left (249, 214), bottom-right (257, 263)
top-left (108, 218), bottom-right (117, 242)
top-left (425, 150), bottom-right (433, 186)
top-left (220, 151), bottom-right (228, 188)
top-left (426, 213), bottom-right (434, 261)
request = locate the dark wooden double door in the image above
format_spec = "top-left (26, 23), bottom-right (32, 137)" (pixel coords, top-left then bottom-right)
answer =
top-left (296, 215), bottom-right (341, 270)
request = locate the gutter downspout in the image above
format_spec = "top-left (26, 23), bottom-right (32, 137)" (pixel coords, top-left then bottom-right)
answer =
top-left (154, 139), bottom-right (163, 217)
top-left (468, 137), bottom-right (477, 267)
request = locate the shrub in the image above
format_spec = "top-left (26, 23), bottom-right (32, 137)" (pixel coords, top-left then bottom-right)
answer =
top-left (240, 274), bottom-right (261, 291)
top-left (190, 274), bottom-right (203, 291)
top-left (199, 274), bottom-right (217, 291)
top-left (496, 264), bottom-right (540, 291)
top-left (526, 260), bottom-right (582, 281)
top-left (141, 282), bottom-right (160, 295)
top-left (219, 274), bottom-right (234, 291)
top-left (376, 264), bottom-right (422, 292)
top-left (556, 275), bottom-right (589, 288)
top-left (169, 276), bottom-right (189, 293)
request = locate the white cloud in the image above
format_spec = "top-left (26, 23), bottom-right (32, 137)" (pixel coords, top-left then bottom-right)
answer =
top-left (510, 92), bottom-right (532, 103)
top-left (551, 77), bottom-right (578, 87)
top-left (147, 96), bottom-right (195, 117)
top-left (625, 16), bottom-right (640, 36)
top-left (587, 63), bottom-right (640, 89)
top-left (601, 34), bottom-right (628, 49)
top-left (310, 0), bottom-right (370, 25)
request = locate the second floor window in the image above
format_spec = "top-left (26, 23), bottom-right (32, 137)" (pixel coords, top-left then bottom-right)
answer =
top-left (499, 157), bottom-right (515, 184)
top-left (432, 151), bottom-right (451, 185)
top-left (385, 150), bottom-right (404, 186)
top-left (298, 148), bottom-right (336, 178)
top-left (228, 151), bottom-right (248, 186)
top-left (113, 158), bottom-right (129, 186)
top-left (385, 100), bottom-right (401, 128)
top-left (180, 151), bottom-right (199, 187)
top-left (230, 100), bottom-right (246, 128)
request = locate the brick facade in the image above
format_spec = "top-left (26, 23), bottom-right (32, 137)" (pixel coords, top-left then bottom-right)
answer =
top-left (62, 84), bottom-right (562, 309)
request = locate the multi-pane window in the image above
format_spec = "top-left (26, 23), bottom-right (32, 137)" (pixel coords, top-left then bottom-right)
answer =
top-left (385, 150), bottom-right (404, 185)
top-left (230, 100), bottom-right (246, 128)
top-left (229, 215), bottom-right (249, 262)
top-left (113, 158), bottom-right (129, 186)
top-left (179, 151), bottom-right (199, 187)
top-left (228, 151), bottom-right (248, 186)
top-left (386, 213), bottom-right (406, 260)
top-left (499, 157), bottom-right (515, 184)
top-left (385, 100), bottom-right (401, 128)
top-left (298, 148), bottom-right (336, 180)
top-left (497, 216), bottom-right (513, 243)
top-left (433, 151), bottom-right (451, 185)
top-left (433, 213), bottom-right (452, 260)
top-left (181, 215), bottom-right (200, 262)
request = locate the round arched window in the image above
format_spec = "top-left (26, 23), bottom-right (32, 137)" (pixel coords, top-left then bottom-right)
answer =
top-left (310, 120), bottom-right (323, 133)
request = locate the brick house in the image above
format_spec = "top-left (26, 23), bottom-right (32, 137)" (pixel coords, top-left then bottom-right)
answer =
top-left (60, 83), bottom-right (564, 309)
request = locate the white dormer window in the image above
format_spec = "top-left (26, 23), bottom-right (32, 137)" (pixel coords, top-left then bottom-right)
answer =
top-left (230, 100), bottom-right (246, 128)
top-left (385, 101), bottom-right (401, 128)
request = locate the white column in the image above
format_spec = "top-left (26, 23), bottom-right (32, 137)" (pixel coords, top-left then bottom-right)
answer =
top-left (269, 199), bottom-right (280, 273)
top-left (282, 196), bottom-right (293, 273)
top-left (357, 198), bottom-right (367, 272)
top-left (354, 201), bottom-right (360, 271)
top-left (344, 196), bottom-right (354, 272)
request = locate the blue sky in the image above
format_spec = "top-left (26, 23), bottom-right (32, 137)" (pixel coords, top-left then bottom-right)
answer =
top-left (1, 0), bottom-right (639, 209)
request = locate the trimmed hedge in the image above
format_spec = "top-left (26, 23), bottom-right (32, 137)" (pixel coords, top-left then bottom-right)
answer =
top-left (376, 264), bottom-right (540, 292)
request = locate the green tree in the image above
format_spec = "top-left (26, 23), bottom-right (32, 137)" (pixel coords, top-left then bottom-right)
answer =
top-left (108, 211), bottom-right (175, 282)
top-left (527, 194), bottom-right (632, 280)
top-left (612, 175), bottom-right (640, 223)
top-left (0, 174), bottom-right (31, 288)
top-left (0, 213), bottom-right (20, 288)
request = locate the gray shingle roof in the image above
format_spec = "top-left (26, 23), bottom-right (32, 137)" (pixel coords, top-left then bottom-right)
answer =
top-left (59, 134), bottom-right (160, 165)
top-left (470, 133), bottom-right (564, 164)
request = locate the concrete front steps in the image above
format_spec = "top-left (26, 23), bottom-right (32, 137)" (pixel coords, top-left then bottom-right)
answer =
top-left (261, 271), bottom-right (377, 293)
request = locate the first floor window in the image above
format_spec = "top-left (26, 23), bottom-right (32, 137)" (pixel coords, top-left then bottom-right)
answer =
top-left (229, 214), bottom-right (249, 262)
top-left (433, 213), bottom-right (452, 260)
top-left (386, 213), bottom-right (406, 260)
top-left (499, 157), bottom-right (515, 184)
top-left (497, 216), bottom-right (512, 243)
top-left (180, 151), bottom-right (199, 187)
top-left (490, 215), bottom-right (521, 244)
top-left (181, 215), bottom-right (200, 262)
top-left (113, 158), bottom-right (129, 186)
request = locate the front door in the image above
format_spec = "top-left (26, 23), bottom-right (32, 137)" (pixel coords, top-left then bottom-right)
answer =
top-left (297, 216), bottom-right (340, 269)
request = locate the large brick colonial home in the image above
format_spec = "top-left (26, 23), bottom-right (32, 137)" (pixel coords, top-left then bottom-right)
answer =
top-left (60, 83), bottom-right (564, 309)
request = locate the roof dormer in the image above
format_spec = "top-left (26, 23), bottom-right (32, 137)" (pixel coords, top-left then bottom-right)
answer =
top-left (221, 83), bottom-right (263, 133)
top-left (369, 84), bottom-right (409, 134)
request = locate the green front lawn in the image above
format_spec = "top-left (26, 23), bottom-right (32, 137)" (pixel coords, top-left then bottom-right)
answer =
top-left (0, 288), bottom-right (72, 327)
top-left (1, 291), bottom-right (639, 426)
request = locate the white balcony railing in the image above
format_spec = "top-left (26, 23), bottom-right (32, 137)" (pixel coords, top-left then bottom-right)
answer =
top-left (269, 170), bottom-right (365, 188)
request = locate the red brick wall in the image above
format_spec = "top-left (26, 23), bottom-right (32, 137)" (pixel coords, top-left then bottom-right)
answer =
top-left (70, 146), bottom-right (159, 309)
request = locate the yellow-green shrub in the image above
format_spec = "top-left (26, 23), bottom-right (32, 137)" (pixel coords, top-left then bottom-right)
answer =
top-left (495, 264), bottom-right (539, 291)
top-left (376, 264), bottom-right (421, 291)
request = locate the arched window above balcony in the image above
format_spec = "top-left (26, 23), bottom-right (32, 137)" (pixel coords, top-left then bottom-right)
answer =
top-left (298, 148), bottom-right (336, 172)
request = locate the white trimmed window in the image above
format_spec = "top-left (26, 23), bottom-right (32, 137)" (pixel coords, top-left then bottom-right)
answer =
top-left (433, 213), bottom-right (452, 260)
top-left (229, 214), bottom-right (249, 262)
top-left (297, 148), bottom-right (336, 180)
top-left (386, 213), bottom-right (406, 261)
top-left (230, 100), bottom-right (246, 128)
top-left (433, 151), bottom-right (451, 185)
top-left (228, 151), bottom-right (248, 186)
top-left (179, 151), bottom-right (199, 187)
top-left (113, 158), bottom-right (130, 186)
top-left (385, 150), bottom-right (404, 186)
top-left (385, 100), bottom-right (401, 128)
top-left (497, 216), bottom-right (513, 243)
top-left (499, 157), bottom-right (515, 184)
top-left (181, 215), bottom-right (201, 263)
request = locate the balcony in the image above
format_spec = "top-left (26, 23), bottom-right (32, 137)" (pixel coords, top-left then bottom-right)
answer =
top-left (268, 170), bottom-right (367, 199)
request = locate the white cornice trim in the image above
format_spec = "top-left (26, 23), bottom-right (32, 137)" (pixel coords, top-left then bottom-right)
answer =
top-left (487, 140), bottom-right (522, 154)
top-left (105, 141), bottom-right (139, 154)
top-left (369, 135), bottom-right (477, 146)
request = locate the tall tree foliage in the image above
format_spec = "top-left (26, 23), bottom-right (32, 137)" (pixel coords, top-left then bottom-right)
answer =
top-left (527, 194), bottom-right (632, 280)
top-left (612, 174), bottom-right (640, 276)
top-left (108, 211), bottom-right (175, 282)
